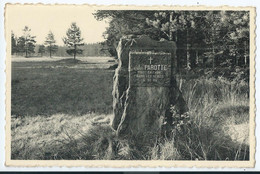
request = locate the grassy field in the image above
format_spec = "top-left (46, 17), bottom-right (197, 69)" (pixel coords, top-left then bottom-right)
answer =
top-left (12, 57), bottom-right (115, 116)
top-left (11, 57), bottom-right (250, 160)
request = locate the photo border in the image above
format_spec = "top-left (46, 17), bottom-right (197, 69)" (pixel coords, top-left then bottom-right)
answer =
top-left (4, 4), bottom-right (256, 168)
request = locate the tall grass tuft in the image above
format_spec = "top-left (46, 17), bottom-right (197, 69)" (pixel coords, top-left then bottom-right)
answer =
top-left (150, 138), bottom-right (180, 160)
top-left (57, 125), bottom-right (117, 160)
top-left (171, 76), bottom-right (249, 160)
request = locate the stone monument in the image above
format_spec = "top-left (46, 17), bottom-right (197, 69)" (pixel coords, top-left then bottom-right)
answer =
top-left (112, 35), bottom-right (187, 140)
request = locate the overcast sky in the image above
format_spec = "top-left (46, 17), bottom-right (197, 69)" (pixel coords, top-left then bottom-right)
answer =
top-left (7, 5), bottom-right (108, 45)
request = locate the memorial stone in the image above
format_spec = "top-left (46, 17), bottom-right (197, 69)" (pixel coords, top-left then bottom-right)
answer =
top-left (112, 35), bottom-right (187, 139)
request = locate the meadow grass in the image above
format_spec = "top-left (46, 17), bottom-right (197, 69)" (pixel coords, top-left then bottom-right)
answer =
top-left (150, 76), bottom-right (249, 160)
top-left (12, 59), bottom-right (114, 116)
top-left (11, 58), bottom-right (249, 160)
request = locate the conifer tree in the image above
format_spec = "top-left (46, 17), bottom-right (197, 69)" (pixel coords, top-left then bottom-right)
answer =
top-left (38, 45), bottom-right (45, 57)
top-left (11, 31), bottom-right (17, 55)
top-left (45, 31), bottom-right (58, 58)
top-left (22, 26), bottom-right (36, 57)
top-left (63, 22), bottom-right (84, 60)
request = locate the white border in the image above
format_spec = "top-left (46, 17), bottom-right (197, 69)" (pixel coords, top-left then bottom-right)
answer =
top-left (0, 0), bottom-right (259, 171)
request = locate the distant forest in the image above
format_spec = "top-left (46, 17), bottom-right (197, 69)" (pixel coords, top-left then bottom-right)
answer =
top-left (12, 42), bottom-right (110, 57)
top-left (34, 43), bottom-right (110, 57)
top-left (11, 24), bottom-right (111, 58)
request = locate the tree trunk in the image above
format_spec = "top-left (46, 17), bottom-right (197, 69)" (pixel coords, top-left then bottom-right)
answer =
top-left (49, 44), bottom-right (52, 58)
top-left (235, 49), bottom-right (238, 66)
top-left (203, 57), bottom-right (206, 73)
top-left (186, 29), bottom-right (191, 70)
top-left (236, 53), bottom-right (238, 66)
top-left (175, 14), bottom-right (179, 72)
top-left (244, 41), bottom-right (247, 66)
top-left (212, 40), bottom-right (215, 69)
top-left (74, 45), bottom-right (77, 60)
top-left (169, 12), bottom-right (173, 41)
top-left (196, 50), bottom-right (199, 66)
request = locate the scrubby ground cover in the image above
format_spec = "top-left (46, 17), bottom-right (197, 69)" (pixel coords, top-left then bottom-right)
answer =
top-left (11, 58), bottom-right (249, 160)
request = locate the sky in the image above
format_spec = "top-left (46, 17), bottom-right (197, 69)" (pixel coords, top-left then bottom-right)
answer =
top-left (6, 5), bottom-right (109, 45)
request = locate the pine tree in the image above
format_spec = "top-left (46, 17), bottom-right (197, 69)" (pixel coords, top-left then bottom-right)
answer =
top-left (38, 45), bottom-right (45, 57)
top-left (95, 10), bottom-right (249, 71)
top-left (22, 26), bottom-right (36, 57)
top-left (11, 31), bottom-right (17, 55)
top-left (45, 31), bottom-right (58, 58)
top-left (17, 36), bottom-right (25, 56)
top-left (63, 22), bottom-right (84, 60)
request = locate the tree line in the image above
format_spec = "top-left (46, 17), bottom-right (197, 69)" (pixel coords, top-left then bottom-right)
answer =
top-left (11, 22), bottom-right (108, 59)
top-left (94, 10), bottom-right (249, 74)
top-left (33, 43), bottom-right (108, 57)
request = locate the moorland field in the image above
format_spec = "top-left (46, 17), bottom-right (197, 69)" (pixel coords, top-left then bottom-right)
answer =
top-left (11, 56), bottom-right (250, 160)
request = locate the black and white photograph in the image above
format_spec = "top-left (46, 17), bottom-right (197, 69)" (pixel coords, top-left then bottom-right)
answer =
top-left (5, 5), bottom-right (255, 167)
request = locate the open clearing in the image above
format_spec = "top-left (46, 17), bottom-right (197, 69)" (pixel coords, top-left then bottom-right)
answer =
top-left (11, 56), bottom-right (250, 160)
top-left (11, 56), bottom-right (116, 116)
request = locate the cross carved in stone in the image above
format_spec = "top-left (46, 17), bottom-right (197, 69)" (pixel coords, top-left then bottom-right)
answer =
top-left (149, 57), bottom-right (153, 64)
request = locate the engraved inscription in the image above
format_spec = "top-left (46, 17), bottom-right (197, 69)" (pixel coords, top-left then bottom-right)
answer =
top-left (129, 52), bottom-right (171, 87)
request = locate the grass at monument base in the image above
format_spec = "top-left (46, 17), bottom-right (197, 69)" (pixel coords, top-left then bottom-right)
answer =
top-left (11, 57), bottom-right (249, 160)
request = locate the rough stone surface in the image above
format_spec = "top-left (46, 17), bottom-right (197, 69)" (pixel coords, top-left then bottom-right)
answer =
top-left (112, 35), bottom-right (188, 139)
